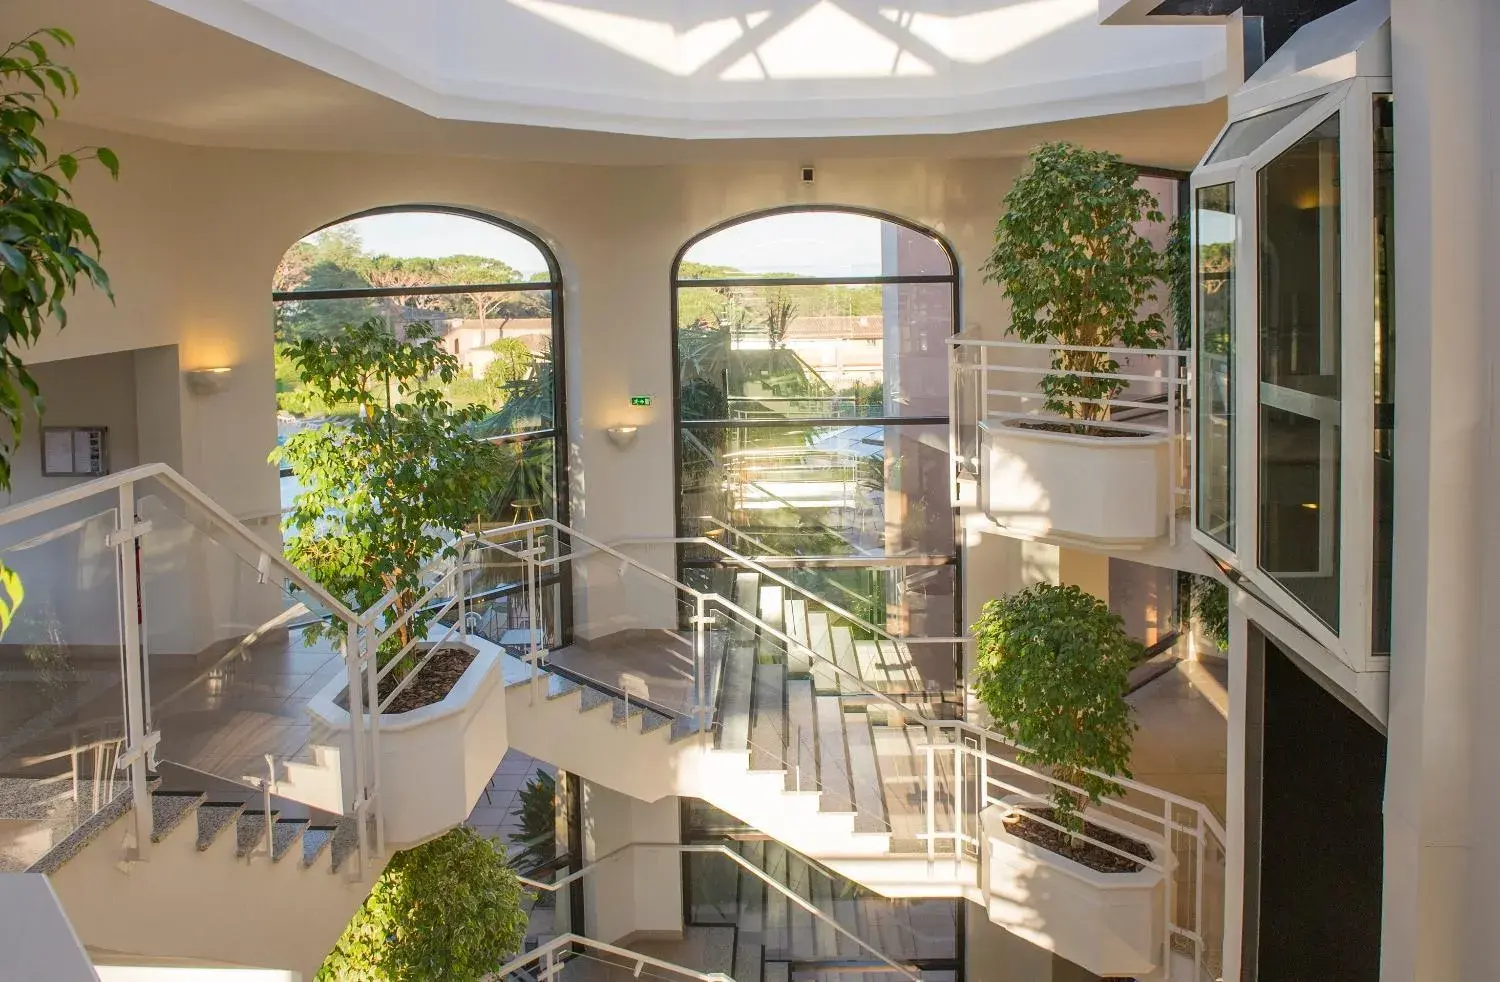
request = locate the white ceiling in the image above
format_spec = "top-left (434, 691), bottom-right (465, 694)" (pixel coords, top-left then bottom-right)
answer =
top-left (142, 0), bottom-right (1228, 138)
top-left (18, 0), bottom-right (1226, 167)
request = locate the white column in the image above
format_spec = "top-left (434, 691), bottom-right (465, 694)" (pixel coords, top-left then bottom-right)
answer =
top-left (1383, 1), bottom-right (1499, 979)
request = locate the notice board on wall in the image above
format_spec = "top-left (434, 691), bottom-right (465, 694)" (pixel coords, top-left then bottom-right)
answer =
top-left (41, 426), bottom-right (108, 477)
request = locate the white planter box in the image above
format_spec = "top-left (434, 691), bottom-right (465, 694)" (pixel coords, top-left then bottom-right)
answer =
top-left (308, 636), bottom-right (509, 847)
top-left (980, 419), bottom-right (1170, 542)
top-left (980, 801), bottom-right (1165, 977)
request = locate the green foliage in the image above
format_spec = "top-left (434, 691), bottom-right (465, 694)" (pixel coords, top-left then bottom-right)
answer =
top-left (982, 142), bottom-right (1168, 423)
top-left (1164, 214), bottom-right (1192, 350)
top-left (508, 770), bottom-right (557, 874)
top-left (972, 583), bottom-right (1139, 839)
top-left (0, 28), bottom-right (117, 635)
top-left (271, 319), bottom-right (505, 653)
top-left (317, 826), bottom-right (529, 982)
top-left (1191, 574), bottom-right (1229, 651)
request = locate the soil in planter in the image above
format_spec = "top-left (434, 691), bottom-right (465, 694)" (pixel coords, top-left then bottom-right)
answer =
top-left (1005, 807), bottom-right (1153, 874)
top-left (1010, 419), bottom-right (1150, 439)
top-left (379, 646), bottom-right (476, 714)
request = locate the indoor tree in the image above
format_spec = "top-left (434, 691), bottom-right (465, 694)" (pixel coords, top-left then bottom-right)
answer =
top-left (272, 318), bottom-right (503, 666)
top-left (981, 142), bottom-right (1168, 426)
top-left (317, 826), bottom-right (529, 982)
top-left (972, 583), bottom-right (1139, 844)
top-left (0, 28), bottom-right (119, 633)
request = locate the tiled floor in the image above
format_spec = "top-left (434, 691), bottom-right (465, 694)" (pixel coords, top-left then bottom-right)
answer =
top-left (466, 748), bottom-right (554, 852)
top-left (1128, 656), bottom-right (1229, 823)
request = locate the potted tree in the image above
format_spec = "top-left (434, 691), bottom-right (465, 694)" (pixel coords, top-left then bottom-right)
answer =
top-left (317, 826), bottom-right (529, 982)
top-left (288, 318), bottom-right (514, 844)
top-left (978, 142), bottom-right (1174, 542)
top-left (973, 583), bottom-right (1165, 977)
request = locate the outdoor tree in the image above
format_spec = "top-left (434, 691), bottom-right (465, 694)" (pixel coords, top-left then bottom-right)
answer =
top-left (317, 826), bottom-right (529, 982)
top-left (272, 318), bottom-right (504, 656)
top-left (509, 770), bottom-right (558, 874)
top-left (982, 142), bottom-right (1168, 424)
top-left (972, 583), bottom-right (1139, 842)
top-left (0, 27), bottom-right (119, 633)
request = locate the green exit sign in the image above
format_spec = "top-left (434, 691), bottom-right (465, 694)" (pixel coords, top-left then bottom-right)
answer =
top-left (630, 395), bottom-right (652, 407)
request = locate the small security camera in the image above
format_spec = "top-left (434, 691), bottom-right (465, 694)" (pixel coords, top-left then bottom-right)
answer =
top-left (800, 166), bottom-right (815, 185)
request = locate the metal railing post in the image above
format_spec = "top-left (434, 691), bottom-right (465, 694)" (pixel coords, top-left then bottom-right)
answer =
top-left (1195, 816), bottom-right (1206, 978)
top-left (952, 742), bottom-right (964, 868)
top-left (456, 541), bottom-right (468, 646)
top-left (364, 621), bottom-right (385, 859)
top-left (114, 480), bottom-right (153, 859)
top-left (694, 595), bottom-right (707, 733)
top-left (344, 620), bottom-right (371, 876)
top-left (926, 742), bottom-right (937, 863)
top-left (526, 528), bottom-right (540, 702)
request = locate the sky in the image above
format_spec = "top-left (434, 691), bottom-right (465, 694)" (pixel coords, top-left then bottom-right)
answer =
top-left (307, 209), bottom-right (890, 279)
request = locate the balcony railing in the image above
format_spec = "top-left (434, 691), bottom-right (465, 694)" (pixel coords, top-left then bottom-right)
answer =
top-left (948, 335), bottom-right (1192, 543)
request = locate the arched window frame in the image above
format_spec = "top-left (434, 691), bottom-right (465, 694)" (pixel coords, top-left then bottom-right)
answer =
top-left (669, 205), bottom-right (963, 664)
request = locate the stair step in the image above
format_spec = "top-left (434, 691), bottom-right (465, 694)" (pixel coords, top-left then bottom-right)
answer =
top-left (833, 896), bottom-right (861, 959)
top-left (329, 818), bottom-right (361, 874)
top-left (806, 611), bottom-right (839, 694)
top-left (150, 791), bottom-right (205, 843)
top-left (301, 825), bottom-right (338, 868)
top-left (785, 680), bottom-right (818, 793)
top-left (763, 841), bottom-right (789, 954)
top-left (579, 686), bottom-right (615, 715)
top-left (758, 585), bottom-right (785, 634)
top-left (809, 865), bottom-right (839, 959)
top-left (784, 599), bottom-right (811, 676)
top-left (737, 840), bottom-right (766, 940)
top-left (853, 640), bottom-right (882, 689)
top-left (195, 801), bottom-right (247, 852)
top-left (786, 853), bottom-right (815, 957)
top-left (830, 626), bottom-right (862, 696)
top-left (639, 709), bottom-right (674, 734)
top-left (272, 817), bottom-right (309, 862)
top-left (813, 696), bottom-right (855, 813)
top-left (844, 714), bottom-right (889, 835)
top-left (235, 809), bottom-right (280, 858)
top-left (543, 674), bottom-right (582, 700)
top-left (763, 963), bottom-right (791, 982)
top-left (749, 652), bottom-right (787, 772)
top-left (610, 697), bottom-right (646, 726)
top-left (716, 632), bottom-right (756, 752)
top-left (733, 933), bottom-right (763, 982)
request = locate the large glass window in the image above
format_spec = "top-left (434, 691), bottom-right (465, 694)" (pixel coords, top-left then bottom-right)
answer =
top-left (272, 208), bottom-right (566, 526)
top-left (673, 210), bottom-right (959, 680)
top-left (1257, 114), bottom-right (1342, 629)
top-left (1195, 184), bottom-right (1236, 548)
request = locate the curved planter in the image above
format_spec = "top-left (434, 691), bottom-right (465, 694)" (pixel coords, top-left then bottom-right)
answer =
top-left (980, 800), bottom-right (1166, 978)
top-left (307, 636), bottom-right (509, 848)
top-left (979, 419), bottom-right (1170, 542)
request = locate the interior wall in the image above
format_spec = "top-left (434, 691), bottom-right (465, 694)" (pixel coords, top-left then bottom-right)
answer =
top-left (580, 782), bottom-right (683, 944)
top-left (20, 117), bottom-right (1204, 551)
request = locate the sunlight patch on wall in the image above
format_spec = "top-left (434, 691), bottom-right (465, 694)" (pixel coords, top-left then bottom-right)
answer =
top-left (507, 0), bottom-right (758, 75)
top-left (880, 0), bottom-right (1095, 64)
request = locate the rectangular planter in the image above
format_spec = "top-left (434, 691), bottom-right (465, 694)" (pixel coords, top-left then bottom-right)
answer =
top-left (980, 419), bottom-right (1171, 542)
top-left (980, 801), bottom-right (1166, 977)
top-left (307, 635), bottom-right (509, 847)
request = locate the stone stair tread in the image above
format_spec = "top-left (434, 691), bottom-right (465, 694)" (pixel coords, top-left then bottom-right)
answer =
top-left (809, 864), bottom-right (839, 959)
top-left (749, 650), bottom-right (788, 772)
top-left (329, 817), bottom-right (361, 874)
top-left (737, 840), bottom-right (765, 939)
top-left (844, 713), bottom-right (889, 835)
top-left (853, 640), bottom-right (882, 690)
top-left (787, 853), bottom-right (815, 957)
top-left (785, 681), bottom-right (819, 794)
top-left (150, 791), bottom-right (205, 843)
top-left (639, 709), bottom-right (674, 734)
top-left (758, 585), bottom-right (785, 634)
top-left (610, 697), bottom-right (646, 726)
top-left (579, 686), bottom-right (615, 714)
top-left (196, 801), bottom-right (247, 852)
top-left (784, 599), bottom-right (811, 676)
top-left (814, 695), bottom-right (855, 813)
top-left (271, 817), bottom-right (309, 862)
top-left (830, 626), bottom-right (862, 696)
top-left (833, 897), bottom-right (861, 959)
top-left (733, 938), bottom-right (763, 982)
top-left (301, 825), bottom-right (337, 868)
top-left (763, 841), bottom-right (789, 953)
top-left (716, 631), bottom-right (756, 753)
top-left (26, 787), bottom-right (135, 874)
top-left (806, 611), bottom-right (840, 694)
top-left (235, 809), bottom-right (280, 858)
top-left (763, 963), bottom-right (791, 982)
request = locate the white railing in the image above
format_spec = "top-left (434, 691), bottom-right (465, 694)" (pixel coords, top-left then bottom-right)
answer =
top-left (0, 464), bottom-right (375, 877)
top-left (948, 335), bottom-right (1193, 520)
top-left (491, 934), bottom-right (732, 982)
top-left (513, 842), bottom-right (921, 982)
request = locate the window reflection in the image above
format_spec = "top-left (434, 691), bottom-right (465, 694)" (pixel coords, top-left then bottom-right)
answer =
top-left (1257, 114), bottom-right (1342, 629)
top-left (1372, 95), bottom-right (1395, 657)
top-left (1195, 184), bottom-right (1236, 547)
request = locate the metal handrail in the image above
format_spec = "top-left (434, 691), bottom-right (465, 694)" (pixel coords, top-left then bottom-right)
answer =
top-left (514, 843), bottom-right (919, 982)
top-left (492, 933), bottom-right (732, 982)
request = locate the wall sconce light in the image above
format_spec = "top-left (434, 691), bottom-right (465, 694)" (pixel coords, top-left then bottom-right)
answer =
top-left (185, 367), bottom-right (235, 396)
top-left (605, 425), bottom-right (639, 450)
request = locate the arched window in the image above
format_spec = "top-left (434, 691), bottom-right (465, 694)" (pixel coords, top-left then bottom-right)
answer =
top-left (272, 207), bottom-right (566, 526)
top-left (672, 207), bottom-right (959, 671)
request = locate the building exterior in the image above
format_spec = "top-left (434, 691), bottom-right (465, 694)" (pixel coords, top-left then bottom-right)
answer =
top-left (0, 0), bottom-right (1494, 979)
